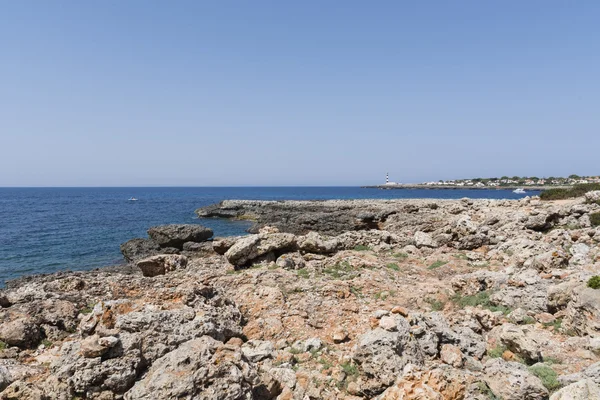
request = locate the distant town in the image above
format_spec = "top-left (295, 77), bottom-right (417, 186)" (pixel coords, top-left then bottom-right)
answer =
top-left (420, 175), bottom-right (600, 188)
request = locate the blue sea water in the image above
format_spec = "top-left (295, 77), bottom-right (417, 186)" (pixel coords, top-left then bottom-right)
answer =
top-left (0, 187), bottom-right (538, 285)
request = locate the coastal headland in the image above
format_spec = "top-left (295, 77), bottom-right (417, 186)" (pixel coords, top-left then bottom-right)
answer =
top-left (1, 192), bottom-right (600, 398)
top-left (362, 184), bottom-right (566, 191)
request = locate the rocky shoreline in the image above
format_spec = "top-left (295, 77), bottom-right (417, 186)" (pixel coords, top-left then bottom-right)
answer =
top-left (1, 193), bottom-right (600, 399)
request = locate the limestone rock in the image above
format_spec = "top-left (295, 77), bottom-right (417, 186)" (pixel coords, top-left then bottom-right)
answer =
top-left (120, 238), bottom-right (161, 262)
top-left (440, 344), bottom-right (464, 367)
top-left (483, 359), bottom-right (549, 400)
top-left (225, 233), bottom-right (296, 267)
top-left (136, 254), bottom-right (188, 277)
top-left (296, 231), bottom-right (340, 254)
top-left (563, 285), bottom-right (600, 336)
top-left (414, 231), bottom-right (438, 248)
top-left (0, 318), bottom-right (41, 349)
top-left (241, 339), bottom-right (274, 362)
top-left (147, 224), bottom-right (213, 249)
top-left (495, 323), bottom-right (542, 364)
top-left (550, 379), bottom-right (600, 400)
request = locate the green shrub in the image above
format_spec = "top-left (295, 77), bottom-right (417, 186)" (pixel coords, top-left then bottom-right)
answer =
top-left (296, 268), bottom-right (309, 279)
top-left (487, 344), bottom-right (507, 358)
top-left (428, 260), bottom-right (447, 270)
top-left (425, 297), bottom-right (445, 311)
top-left (588, 275), bottom-right (600, 289)
top-left (0, 341), bottom-right (6, 350)
top-left (451, 291), bottom-right (512, 314)
top-left (590, 213), bottom-right (600, 227)
top-left (353, 245), bottom-right (371, 251)
top-left (393, 252), bottom-right (409, 259)
top-left (386, 263), bottom-right (400, 271)
top-left (323, 261), bottom-right (357, 279)
top-left (540, 183), bottom-right (600, 200)
top-left (528, 365), bottom-right (561, 392)
top-left (341, 361), bottom-right (359, 376)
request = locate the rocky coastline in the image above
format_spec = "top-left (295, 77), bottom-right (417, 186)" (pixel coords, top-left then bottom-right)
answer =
top-left (1, 193), bottom-right (600, 399)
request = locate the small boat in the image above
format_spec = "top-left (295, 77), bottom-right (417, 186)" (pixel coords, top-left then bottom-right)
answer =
top-left (513, 188), bottom-right (526, 194)
top-left (128, 197), bottom-right (138, 201)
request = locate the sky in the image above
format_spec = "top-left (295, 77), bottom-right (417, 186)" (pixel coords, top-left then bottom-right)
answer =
top-left (1, 1), bottom-right (599, 186)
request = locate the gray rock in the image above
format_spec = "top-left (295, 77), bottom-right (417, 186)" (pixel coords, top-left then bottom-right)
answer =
top-left (484, 358), bottom-right (549, 400)
top-left (241, 339), bottom-right (274, 362)
top-left (564, 285), bottom-right (600, 336)
top-left (147, 224), bottom-right (213, 249)
top-left (414, 231), bottom-right (438, 248)
top-left (212, 236), bottom-right (241, 255)
top-left (495, 323), bottom-right (542, 363)
top-left (550, 379), bottom-right (600, 400)
top-left (182, 241), bottom-right (214, 253)
top-left (585, 191), bottom-right (600, 203)
top-left (225, 233), bottom-right (296, 267)
top-left (136, 254), bottom-right (188, 277)
top-left (124, 336), bottom-right (264, 400)
top-left (0, 318), bottom-right (41, 349)
top-left (297, 232), bottom-right (340, 254)
top-left (120, 238), bottom-right (161, 262)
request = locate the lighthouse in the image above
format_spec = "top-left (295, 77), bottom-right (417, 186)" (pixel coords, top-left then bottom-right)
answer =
top-left (385, 173), bottom-right (399, 185)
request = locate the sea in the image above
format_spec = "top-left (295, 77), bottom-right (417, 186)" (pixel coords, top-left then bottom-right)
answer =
top-left (0, 187), bottom-right (539, 286)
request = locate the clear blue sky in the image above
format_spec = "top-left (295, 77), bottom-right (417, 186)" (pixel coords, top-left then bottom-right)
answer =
top-left (1, 1), bottom-right (599, 186)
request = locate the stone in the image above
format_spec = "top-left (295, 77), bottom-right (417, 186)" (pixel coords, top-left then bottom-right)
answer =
top-left (414, 231), bottom-right (438, 248)
top-left (241, 340), bottom-right (274, 362)
top-left (212, 236), bottom-right (241, 255)
top-left (550, 379), bottom-right (600, 400)
top-left (0, 318), bottom-right (41, 349)
top-left (182, 241), bottom-right (214, 253)
top-left (275, 253), bottom-right (305, 270)
top-left (80, 334), bottom-right (114, 358)
top-left (440, 344), bottom-right (464, 367)
top-left (495, 324), bottom-right (542, 364)
top-left (136, 254), bottom-right (188, 277)
top-left (332, 328), bottom-right (349, 343)
top-left (303, 337), bottom-right (322, 352)
top-left (585, 191), bottom-right (600, 203)
top-left (379, 316), bottom-right (397, 331)
top-left (124, 336), bottom-right (265, 399)
top-left (296, 232), bottom-right (340, 254)
top-left (120, 238), bottom-right (161, 262)
top-left (484, 359), bottom-right (549, 400)
top-left (225, 233), bottom-right (297, 267)
top-left (564, 285), bottom-right (600, 336)
top-left (147, 224), bottom-right (213, 249)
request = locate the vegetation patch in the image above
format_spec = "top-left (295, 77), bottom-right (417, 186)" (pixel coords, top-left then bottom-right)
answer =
top-left (528, 364), bottom-right (561, 392)
top-left (323, 261), bottom-right (358, 280)
top-left (453, 253), bottom-right (469, 260)
top-left (487, 344), bottom-right (508, 358)
top-left (374, 290), bottom-right (396, 300)
top-left (590, 213), bottom-right (600, 228)
top-left (451, 291), bottom-right (511, 314)
top-left (296, 268), bottom-right (310, 279)
top-left (540, 183), bottom-right (600, 200)
top-left (353, 245), bottom-right (371, 251)
top-left (425, 297), bottom-right (445, 311)
top-left (386, 263), bottom-right (400, 271)
top-left (392, 252), bottom-right (408, 259)
top-left (521, 316), bottom-right (536, 325)
top-left (588, 276), bottom-right (600, 289)
top-left (340, 361), bottom-right (359, 377)
top-left (428, 260), bottom-right (447, 270)
top-left (0, 341), bottom-right (6, 351)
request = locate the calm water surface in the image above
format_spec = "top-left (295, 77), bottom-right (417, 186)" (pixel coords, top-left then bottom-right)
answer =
top-left (0, 187), bottom-right (538, 285)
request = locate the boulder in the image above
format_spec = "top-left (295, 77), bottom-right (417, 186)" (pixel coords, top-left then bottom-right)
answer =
top-left (585, 191), bottom-right (600, 203)
top-left (0, 318), bottom-right (41, 349)
top-left (414, 231), bottom-right (438, 248)
top-left (563, 285), bottom-right (600, 336)
top-left (550, 379), bottom-right (600, 400)
top-left (225, 233), bottom-right (297, 267)
top-left (440, 344), bottom-right (464, 367)
top-left (494, 324), bottom-right (542, 364)
top-left (275, 253), bottom-right (305, 270)
top-left (483, 359), bottom-right (549, 400)
top-left (296, 232), bottom-right (340, 254)
top-left (212, 236), bottom-right (242, 255)
top-left (136, 254), bottom-right (188, 277)
top-left (120, 238), bottom-right (161, 262)
top-left (182, 241), bottom-right (214, 254)
top-left (147, 224), bottom-right (213, 249)
top-left (124, 336), bottom-right (266, 399)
